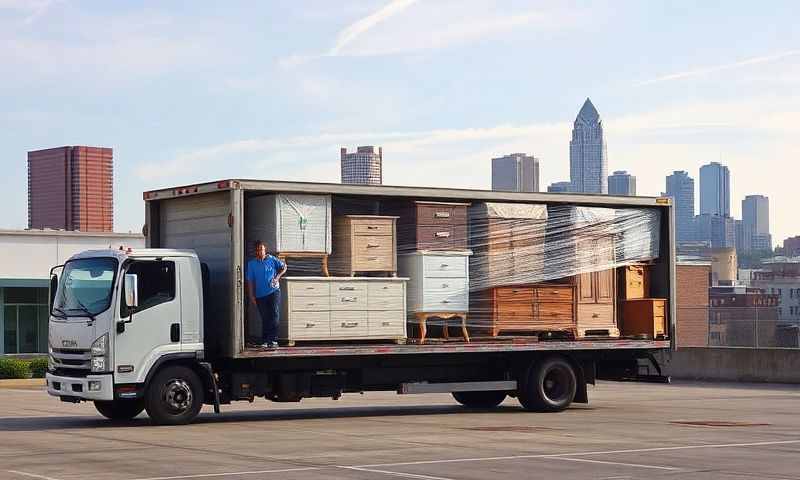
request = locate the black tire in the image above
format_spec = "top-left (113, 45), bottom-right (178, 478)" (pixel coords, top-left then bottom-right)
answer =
top-left (452, 391), bottom-right (507, 409)
top-left (145, 365), bottom-right (204, 425)
top-left (94, 399), bottom-right (145, 420)
top-left (518, 356), bottom-right (577, 412)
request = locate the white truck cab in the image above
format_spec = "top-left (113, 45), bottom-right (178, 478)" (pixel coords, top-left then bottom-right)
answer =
top-left (46, 248), bottom-right (210, 424)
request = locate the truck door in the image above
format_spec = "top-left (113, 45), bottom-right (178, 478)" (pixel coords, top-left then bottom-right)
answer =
top-left (115, 259), bottom-right (182, 384)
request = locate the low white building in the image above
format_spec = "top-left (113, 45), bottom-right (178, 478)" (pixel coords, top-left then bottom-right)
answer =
top-left (0, 229), bottom-right (144, 355)
top-left (749, 257), bottom-right (800, 326)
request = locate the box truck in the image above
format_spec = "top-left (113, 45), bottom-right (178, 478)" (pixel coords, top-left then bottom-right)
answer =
top-left (46, 179), bottom-right (675, 425)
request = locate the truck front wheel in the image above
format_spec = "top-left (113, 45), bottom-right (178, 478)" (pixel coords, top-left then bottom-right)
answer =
top-left (94, 399), bottom-right (145, 420)
top-left (145, 365), bottom-right (204, 425)
top-left (452, 391), bottom-right (507, 408)
top-left (518, 356), bottom-right (577, 412)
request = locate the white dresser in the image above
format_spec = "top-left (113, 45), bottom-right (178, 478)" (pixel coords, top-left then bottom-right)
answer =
top-left (280, 277), bottom-right (408, 345)
top-left (398, 251), bottom-right (472, 343)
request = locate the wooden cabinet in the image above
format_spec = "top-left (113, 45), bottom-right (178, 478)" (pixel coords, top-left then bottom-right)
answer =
top-left (469, 202), bottom-right (548, 289)
top-left (246, 194), bottom-right (332, 254)
top-left (280, 277), bottom-right (407, 344)
top-left (475, 284), bottom-right (576, 337)
top-left (619, 265), bottom-right (650, 299)
top-left (390, 201), bottom-right (469, 252)
top-left (576, 238), bottom-right (619, 338)
top-left (330, 215), bottom-right (398, 276)
top-left (621, 298), bottom-right (667, 338)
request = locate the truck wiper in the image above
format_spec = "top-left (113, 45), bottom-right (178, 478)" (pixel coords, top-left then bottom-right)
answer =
top-left (70, 300), bottom-right (97, 322)
top-left (51, 306), bottom-right (68, 319)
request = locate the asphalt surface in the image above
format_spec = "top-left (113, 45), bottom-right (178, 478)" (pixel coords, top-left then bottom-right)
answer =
top-left (0, 381), bottom-right (798, 480)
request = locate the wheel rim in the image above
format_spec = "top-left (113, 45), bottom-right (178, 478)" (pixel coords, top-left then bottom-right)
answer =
top-left (542, 366), bottom-right (570, 403)
top-left (162, 378), bottom-right (193, 415)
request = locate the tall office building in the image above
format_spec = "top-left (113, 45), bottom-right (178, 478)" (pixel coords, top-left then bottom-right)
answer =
top-left (665, 171), bottom-right (695, 243)
top-left (699, 162), bottom-right (730, 217)
top-left (341, 146), bottom-right (382, 185)
top-left (547, 181), bottom-right (572, 193)
top-left (608, 170), bottom-right (636, 196)
top-left (569, 98), bottom-right (608, 194)
top-left (696, 214), bottom-right (736, 249)
top-left (491, 153), bottom-right (540, 192)
top-left (28, 146), bottom-right (113, 232)
top-left (741, 195), bottom-right (771, 252)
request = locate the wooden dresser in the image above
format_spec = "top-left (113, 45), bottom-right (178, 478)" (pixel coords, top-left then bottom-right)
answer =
top-left (280, 277), bottom-right (407, 345)
top-left (391, 201), bottom-right (469, 252)
top-left (398, 250), bottom-right (472, 342)
top-left (469, 202), bottom-right (548, 289)
top-left (621, 298), bottom-right (667, 338)
top-left (330, 215), bottom-right (399, 276)
top-left (619, 265), bottom-right (650, 299)
top-left (482, 284), bottom-right (576, 337)
top-left (246, 193), bottom-right (332, 275)
top-left (576, 237), bottom-right (618, 338)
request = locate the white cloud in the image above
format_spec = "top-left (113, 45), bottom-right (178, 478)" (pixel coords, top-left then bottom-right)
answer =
top-left (635, 50), bottom-right (800, 86)
top-left (329, 0), bottom-right (420, 55)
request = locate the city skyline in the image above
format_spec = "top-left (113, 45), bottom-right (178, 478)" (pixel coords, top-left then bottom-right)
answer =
top-left (0, 1), bottom-right (796, 244)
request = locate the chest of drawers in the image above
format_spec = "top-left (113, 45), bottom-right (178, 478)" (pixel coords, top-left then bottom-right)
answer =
top-left (621, 298), bottom-right (667, 338)
top-left (619, 265), bottom-right (650, 299)
top-left (469, 202), bottom-right (548, 289)
top-left (280, 277), bottom-right (407, 345)
top-left (478, 284), bottom-right (576, 337)
top-left (399, 251), bottom-right (471, 312)
top-left (330, 215), bottom-right (398, 276)
top-left (246, 193), bottom-right (332, 254)
top-left (389, 201), bottom-right (469, 252)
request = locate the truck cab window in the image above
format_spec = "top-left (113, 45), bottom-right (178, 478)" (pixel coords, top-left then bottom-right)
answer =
top-left (121, 261), bottom-right (176, 317)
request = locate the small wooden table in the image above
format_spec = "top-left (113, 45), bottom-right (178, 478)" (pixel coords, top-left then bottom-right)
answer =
top-left (415, 312), bottom-right (470, 344)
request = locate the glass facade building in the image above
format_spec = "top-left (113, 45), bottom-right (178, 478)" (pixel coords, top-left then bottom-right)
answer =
top-left (491, 153), bottom-right (540, 192)
top-left (569, 98), bottom-right (608, 194)
top-left (608, 170), bottom-right (636, 196)
top-left (699, 162), bottom-right (730, 217)
top-left (666, 170), bottom-right (696, 244)
top-left (341, 146), bottom-right (382, 185)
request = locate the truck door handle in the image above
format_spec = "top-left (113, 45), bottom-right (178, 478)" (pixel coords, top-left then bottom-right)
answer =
top-left (170, 323), bottom-right (180, 343)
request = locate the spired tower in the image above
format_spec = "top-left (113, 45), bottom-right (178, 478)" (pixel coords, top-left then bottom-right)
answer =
top-left (569, 98), bottom-right (608, 194)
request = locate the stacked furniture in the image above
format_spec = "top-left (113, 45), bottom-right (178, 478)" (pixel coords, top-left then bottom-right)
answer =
top-left (246, 193), bottom-right (332, 276)
top-left (280, 277), bottom-right (407, 345)
top-left (398, 250), bottom-right (472, 343)
top-left (575, 236), bottom-right (618, 338)
top-left (468, 203), bottom-right (571, 337)
top-left (390, 201), bottom-right (471, 342)
top-left (330, 215), bottom-right (399, 276)
top-left (618, 264), bottom-right (668, 339)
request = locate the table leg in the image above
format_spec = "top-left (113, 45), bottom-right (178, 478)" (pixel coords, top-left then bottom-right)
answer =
top-left (461, 314), bottom-right (470, 343)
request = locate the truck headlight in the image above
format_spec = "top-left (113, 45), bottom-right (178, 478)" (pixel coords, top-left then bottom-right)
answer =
top-left (91, 357), bottom-right (106, 372)
top-left (91, 334), bottom-right (108, 356)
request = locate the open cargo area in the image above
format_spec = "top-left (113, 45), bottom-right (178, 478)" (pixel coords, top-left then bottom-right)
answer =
top-left (143, 179), bottom-right (676, 360)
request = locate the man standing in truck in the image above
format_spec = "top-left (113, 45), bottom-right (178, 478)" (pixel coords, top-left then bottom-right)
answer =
top-left (246, 240), bottom-right (287, 348)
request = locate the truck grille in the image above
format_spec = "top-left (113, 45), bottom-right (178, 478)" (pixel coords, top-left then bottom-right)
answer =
top-left (51, 349), bottom-right (91, 377)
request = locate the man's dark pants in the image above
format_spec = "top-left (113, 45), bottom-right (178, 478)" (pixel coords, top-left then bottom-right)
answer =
top-left (255, 291), bottom-right (281, 344)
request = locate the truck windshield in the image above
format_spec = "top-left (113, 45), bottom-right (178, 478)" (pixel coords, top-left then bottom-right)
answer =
top-left (53, 258), bottom-right (118, 318)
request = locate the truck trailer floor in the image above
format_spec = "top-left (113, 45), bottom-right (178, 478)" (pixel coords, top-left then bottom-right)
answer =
top-left (0, 381), bottom-right (798, 480)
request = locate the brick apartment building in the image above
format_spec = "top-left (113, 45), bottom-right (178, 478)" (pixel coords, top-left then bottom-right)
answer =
top-left (708, 286), bottom-right (780, 347)
top-left (675, 262), bottom-right (711, 347)
top-left (28, 146), bottom-right (113, 232)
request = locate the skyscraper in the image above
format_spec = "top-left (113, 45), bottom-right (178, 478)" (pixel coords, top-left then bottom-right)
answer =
top-left (665, 170), bottom-right (695, 243)
top-left (741, 195), bottom-right (771, 252)
top-left (28, 146), bottom-right (113, 232)
top-left (569, 98), bottom-right (608, 194)
top-left (608, 170), bottom-right (636, 196)
top-left (491, 153), bottom-right (540, 192)
top-left (699, 162), bottom-right (730, 217)
top-left (547, 181), bottom-right (572, 193)
top-left (341, 146), bottom-right (382, 185)
top-left (695, 214), bottom-right (736, 249)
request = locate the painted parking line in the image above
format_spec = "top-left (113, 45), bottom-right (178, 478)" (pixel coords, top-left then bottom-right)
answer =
top-left (547, 457), bottom-right (680, 471)
top-left (6, 471), bottom-right (62, 480)
top-left (128, 467), bottom-right (323, 480)
top-left (339, 466), bottom-right (457, 480)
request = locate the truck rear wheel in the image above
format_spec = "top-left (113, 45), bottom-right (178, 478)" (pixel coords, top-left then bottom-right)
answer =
top-left (518, 356), bottom-right (577, 412)
top-left (94, 399), bottom-right (145, 420)
top-left (145, 365), bottom-right (203, 425)
top-left (452, 391), bottom-right (507, 408)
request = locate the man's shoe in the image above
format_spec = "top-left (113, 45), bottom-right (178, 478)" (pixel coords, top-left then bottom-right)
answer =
top-left (259, 342), bottom-right (271, 349)
top-left (269, 342), bottom-right (279, 349)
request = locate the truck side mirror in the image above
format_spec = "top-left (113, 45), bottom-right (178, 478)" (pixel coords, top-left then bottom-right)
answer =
top-left (124, 274), bottom-right (139, 308)
top-left (49, 274), bottom-right (58, 312)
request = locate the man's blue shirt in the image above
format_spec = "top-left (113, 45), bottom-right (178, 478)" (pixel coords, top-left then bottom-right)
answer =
top-left (246, 255), bottom-right (285, 298)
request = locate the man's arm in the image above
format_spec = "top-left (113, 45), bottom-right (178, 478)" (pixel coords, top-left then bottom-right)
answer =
top-left (274, 258), bottom-right (287, 282)
top-left (246, 280), bottom-right (257, 304)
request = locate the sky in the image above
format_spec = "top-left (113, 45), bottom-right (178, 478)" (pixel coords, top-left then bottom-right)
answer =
top-left (0, 0), bottom-right (797, 245)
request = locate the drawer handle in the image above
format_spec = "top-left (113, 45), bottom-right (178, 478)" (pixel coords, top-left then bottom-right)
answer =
top-left (339, 286), bottom-right (356, 291)
top-left (434, 211), bottom-right (450, 218)
top-left (442, 283), bottom-right (449, 288)
top-left (367, 256), bottom-right (379, 261)
top-left (305, 323), bottom-right (316, 328)
top-left (382, 321), bottom-right (391, 326)
top-left (552, 290), bottom-right (560, 294)
top-left (592, 313), bottom-right (599, 318)
top-left (367, 225), bottom-right (379, 229)
top-left (305, 286), bottom-right (316, 290)
top-left (440, 263), bottom-right (449, 268)
top-left (435, 232), bottom-right (451, 238)
top-left (341, 322), bottom-right (359, 328)
top-left (341, 297), bottom-right (357, 302)
top-left (441, 299), bottom-right (451, 304)
top-left (367, 243), bottom-right (380, 248)
top-left (382, 286), bottom-right (389, 289)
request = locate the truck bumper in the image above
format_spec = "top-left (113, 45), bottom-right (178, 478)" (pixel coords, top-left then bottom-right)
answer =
top-left (46, 373), bottom-right (114, 402)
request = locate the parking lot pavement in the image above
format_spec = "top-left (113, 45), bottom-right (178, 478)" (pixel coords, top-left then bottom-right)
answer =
top-left (1, 380), bottom-right (799, 480)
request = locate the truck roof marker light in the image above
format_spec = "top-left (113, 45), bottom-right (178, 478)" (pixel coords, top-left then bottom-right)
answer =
top-left (143, 191), bottom-right (158, 200)
top-left (173, 186), bottom-right (199, 196)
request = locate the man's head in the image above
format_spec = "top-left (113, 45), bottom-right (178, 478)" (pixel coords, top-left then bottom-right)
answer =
top-left (254, 240), bottom-right (267, 260)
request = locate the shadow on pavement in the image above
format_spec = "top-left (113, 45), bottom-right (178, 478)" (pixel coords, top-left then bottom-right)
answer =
top-left (0, 403), bottom-right (592, 432)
